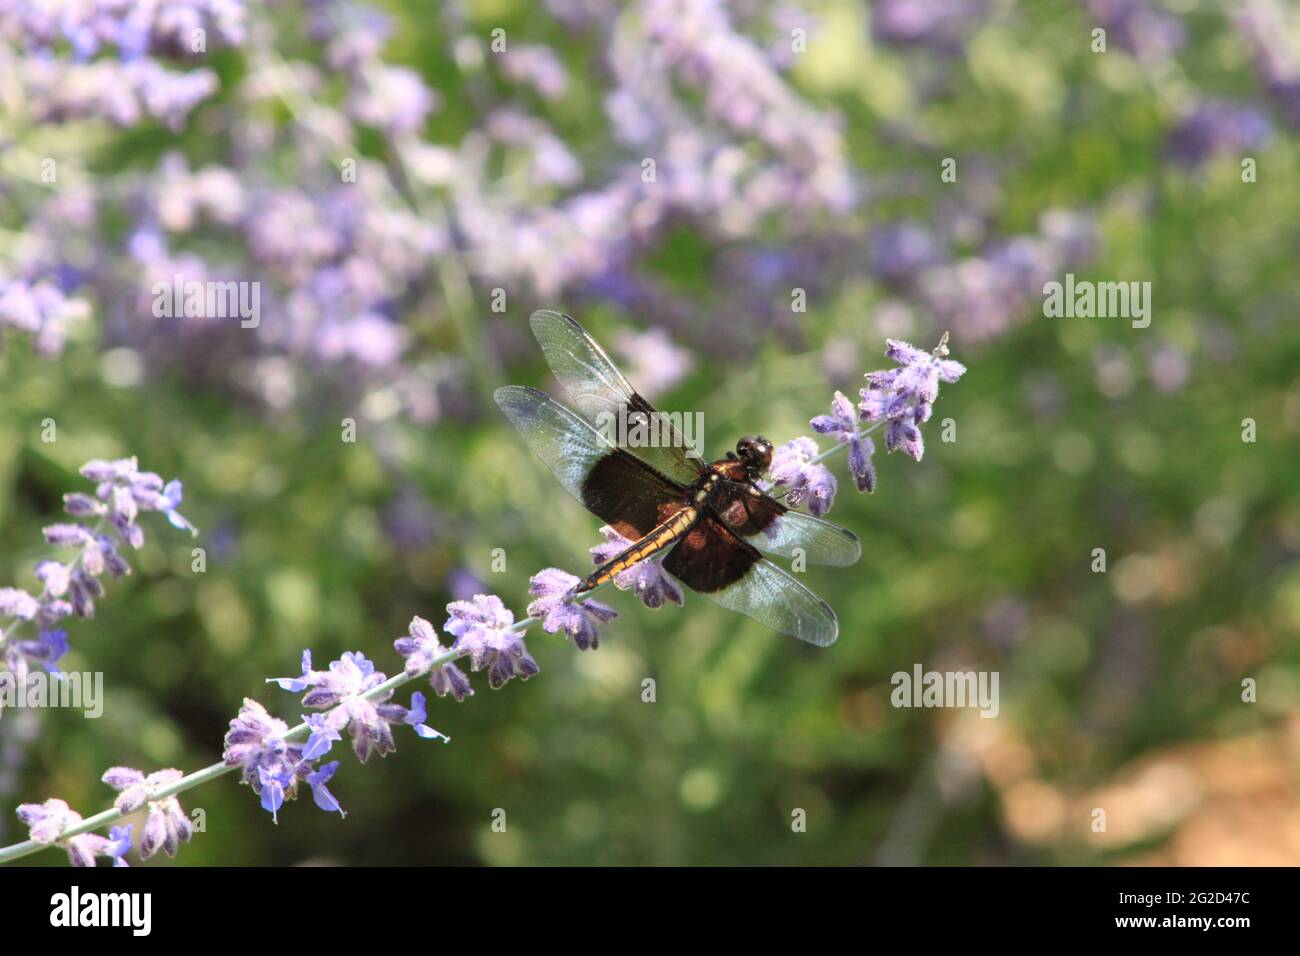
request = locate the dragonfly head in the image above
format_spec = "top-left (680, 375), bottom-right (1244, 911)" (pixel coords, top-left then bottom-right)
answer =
top-left (735, 436), bottom-right (773, 474)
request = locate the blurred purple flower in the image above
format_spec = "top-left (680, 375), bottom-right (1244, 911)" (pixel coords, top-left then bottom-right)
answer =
top-left (1236, 0), bottom-right (1300, 129)
top-left (871, 0), bottom-right (988, 55)
top-left (1166, 99), bottom-right (1272, 166)
top-left (869, 222), bottom-right (944, 285)
top-left (1086, 0), bottom-right (1186, 60)
top-left (501, 45), bottom-right (570, 99)
top-left (614, 327), bottom-right (695, 399)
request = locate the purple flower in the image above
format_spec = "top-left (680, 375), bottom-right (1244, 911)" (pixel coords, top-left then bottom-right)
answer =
top-left (501, 45), bottom-right (570, 99)
top-left (6, 629), bottom-right (69, 679)
top-left (299, 651), bottom-right (383, 709)
top-left (105, 826), bottom-right (134, 868)
top-left (15, 797), bottom-right (78, 844)
top-left (527, 569), bottom-right (618, 651)
top-left (34, 560), bottom-right (70, 598)
top-left (277, 651), bottom-right (442, 761)
top-left (307, 761), bottom-right (346, 816)
top-left (871, 0), bottom-right (987, 54)
top-left (445, 594), bottom-right (541, 688)
top-left (135, 787), bottom-right (193, 861)
top-left (885, 417), bottom-right (925, 462)
top-left (399, 691), bottom-right (450, 742)
top-left (258, 766), bottom-right (293, 823)
top-left (302, 713), bottom-right (342, 761)
top-left (868, 221), bottom-right (944, 284)
top-left (0, 588), bottom-right (40, 620)
top-left (267, 649), bottom-right (318, 693)
top-left (158, 480), bottom-right (198, 536)
top-left (62, 493), bottom-right (102, 517)
top-left (769, 437), bottom-right (837, 517)
top-left (858, 336), bottom-right (966, 463)
top-left (1166, 99), bottom-right (1273, 167)
top-left (222, 698), bottom-right (309, 813)
top-left (101, 766), bottom-right (183, 814)
top-left (15, 798), bottom-right (128, 867)
top-left (394, 616), bottom-right (473, 701)
top-left (590, 528), bottom-right (684, 609)
top-left (1086, 0), bottom-right (1185, 61)
top-left (346, 65), bottom-right (437, 136)
top-left (612, 327), bottom-right (694, 399)
top-left (811, 391), bottom-right (876, 493)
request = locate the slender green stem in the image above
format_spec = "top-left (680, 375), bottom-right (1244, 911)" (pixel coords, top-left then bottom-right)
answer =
top-left (0, 516), bottom-right (107, 654)
top-left (0, 645), bottom-right (466, 865)
top-left (0, 576), bottom-right (609, 864)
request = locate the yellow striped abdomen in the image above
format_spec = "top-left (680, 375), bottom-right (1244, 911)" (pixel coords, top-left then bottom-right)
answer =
top-left (579, 505), bottom-right (698, 591)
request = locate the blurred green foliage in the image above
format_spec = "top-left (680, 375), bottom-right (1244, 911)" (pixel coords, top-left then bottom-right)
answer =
top-left (2, 0), bottom-right (1298, 865)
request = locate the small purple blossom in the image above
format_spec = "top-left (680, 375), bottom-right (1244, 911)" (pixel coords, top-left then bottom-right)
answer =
top-left (1166, 99), bottom-right (1273, 167)
top-left (105, 826), bottom-right (134, 868)
top-left (394, 616), bottom-right (473, 701)
top-left (769, 437), bottom-right (837, 517)
top-left (5, 628), bottom-right (69, 680)
top-left (302, 712), bottom-right (342, 761)
top-left (0, 588), bottom-right (40, 620)
top-left (102, 766), bottom-right (183, 814)
top-left (14, 798), bottom-right (128, 867)
top-left (158, 480), bottom-right (199, 536)
top-left (258, 765), bottom-right (292, 823)
top-left (400, 691), bottom-right (450, 741)
top-left (276, 650), bottom-right (445, 761)
top-left (104, 772), bottom-right (196, 862)
top-left (222, 698), bottom-right (310, 815)
top-left (526, 569), bottom-right (618, 651)
top-left (811, 391), bottom-right (876, 493)
top-left (307, 761), bottom-right (345, 816)
top-left (859, 335), bottom-right (966, 464)
top-left (445, 594), bottom-right (541, 687)
top-left (590, 527), bottom-right (684, 609)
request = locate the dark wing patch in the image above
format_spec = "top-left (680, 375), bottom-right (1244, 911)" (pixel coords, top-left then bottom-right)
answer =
top-left (713, 480), bottom-right (861, 567)
top-left (662, 512), bottom-right (762, 594)
top-left (663, 514), bottom-right (839, 646)
top-left (494, 386), bottom-right (684, 538)
top-left (581, 450), bottom-right (687, 540)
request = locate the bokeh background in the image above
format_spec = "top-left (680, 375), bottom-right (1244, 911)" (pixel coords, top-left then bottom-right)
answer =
top-left (2, 0), bottom-right (1299, 866)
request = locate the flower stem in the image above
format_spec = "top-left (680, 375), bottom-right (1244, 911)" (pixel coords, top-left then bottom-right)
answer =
top-left (0, 645), bottom-right (468, 865)
top-left (763, 417), bottom-right (890, 498)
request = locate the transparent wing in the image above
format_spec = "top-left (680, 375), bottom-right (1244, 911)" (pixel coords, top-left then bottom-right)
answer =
top-left (493, 385), bottom-right (684, 539)
top-left (529, 309), bottom-right (706, 485)
top-left (712, 480), bottom-right (861, 567)
top-left (662, 513), bottom-right (839, 647)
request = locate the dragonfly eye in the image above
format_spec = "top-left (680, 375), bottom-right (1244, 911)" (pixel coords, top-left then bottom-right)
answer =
top-left (736, 437), bottom-right (773, 471)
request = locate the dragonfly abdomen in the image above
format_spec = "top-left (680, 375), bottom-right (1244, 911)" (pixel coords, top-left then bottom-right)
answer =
top-left (575, 505), bottom-right (699, 593)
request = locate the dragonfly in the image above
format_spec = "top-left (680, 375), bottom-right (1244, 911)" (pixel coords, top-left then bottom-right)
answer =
top-left (494, 310), bottom-right (861, 646)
